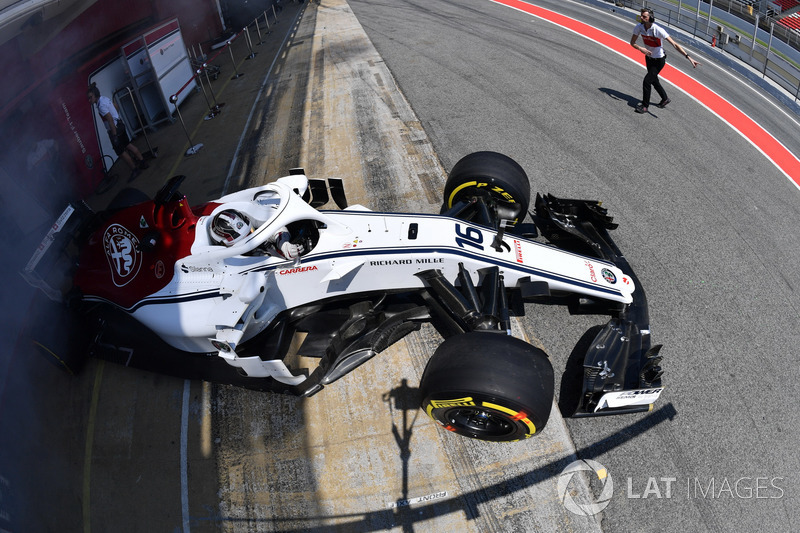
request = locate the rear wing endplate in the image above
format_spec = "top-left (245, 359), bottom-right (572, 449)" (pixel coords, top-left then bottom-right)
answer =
top-left (21, 202), bottom-right (94, 302)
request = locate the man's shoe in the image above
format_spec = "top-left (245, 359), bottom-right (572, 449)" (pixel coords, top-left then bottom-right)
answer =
top-left (656, 98), bottom-right (671, 108)
top-left (635, 104), bottom-right (648, 114)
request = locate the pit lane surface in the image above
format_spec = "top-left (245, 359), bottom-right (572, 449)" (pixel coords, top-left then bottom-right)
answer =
top-left (345, 0), bottom-right (800, 531)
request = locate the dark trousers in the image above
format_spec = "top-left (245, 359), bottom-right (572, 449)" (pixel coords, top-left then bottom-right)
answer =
top-left (642, 55), bottom-right (668, 107)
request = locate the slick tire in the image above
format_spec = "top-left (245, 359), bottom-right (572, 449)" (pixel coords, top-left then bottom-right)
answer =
top-left (27, 294), bottom-right (92, 375)
top-left (419, 332), bottom-right (554, 442)
top-left (441, 151), bottom-right (531, 223)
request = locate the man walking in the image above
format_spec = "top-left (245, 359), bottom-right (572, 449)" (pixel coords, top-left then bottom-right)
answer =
top-left (630, 8), bottom-right (699, 114)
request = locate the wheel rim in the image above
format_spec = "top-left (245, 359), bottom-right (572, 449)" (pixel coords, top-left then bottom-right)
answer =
top-left (448, 183), bottom-right (520, 209)
top-left (447, 184), bottom-right (527, 226)
top-left (446, 407), bottom-right (516, 438)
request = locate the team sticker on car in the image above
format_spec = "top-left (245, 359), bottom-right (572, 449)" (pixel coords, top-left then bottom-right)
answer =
top-left (278, 265), bottom-right (318, 275)
top-left (586, 260), bottom-right (619, 285)
top-left (602, 268), bottom-right (616, 283)
top-left (103, 224), bottom-right (142, 287)
top-left (514, 240), bottom-right (524, 263)
top-left (594, 387), bottom-right (664, 412)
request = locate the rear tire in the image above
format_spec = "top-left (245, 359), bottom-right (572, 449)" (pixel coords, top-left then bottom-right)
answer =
top-left (26, 294), bottom-right (92, 375)
top-left (442, 151), bottom-right (531, 223)
top-left (419, 332), bottom-right (554, 442)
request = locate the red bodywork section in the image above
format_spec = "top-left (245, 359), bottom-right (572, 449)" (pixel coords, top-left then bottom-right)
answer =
top-left (74, 198), bottom-right (219, 309)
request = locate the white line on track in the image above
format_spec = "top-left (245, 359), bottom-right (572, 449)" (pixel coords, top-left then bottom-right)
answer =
top-left (700, 54), bottom-right (800, 130)
top-left (181, 379), bottom-right (191, 532)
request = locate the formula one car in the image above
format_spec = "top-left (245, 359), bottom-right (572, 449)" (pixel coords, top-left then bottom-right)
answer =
top-left (24, 151), bottom-right (663, 442)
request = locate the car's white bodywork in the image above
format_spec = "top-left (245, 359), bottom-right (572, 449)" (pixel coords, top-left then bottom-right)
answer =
top-left (24, 155), bottom-right (663, 422)
top-left (103, 175), bottom-right (634, 384)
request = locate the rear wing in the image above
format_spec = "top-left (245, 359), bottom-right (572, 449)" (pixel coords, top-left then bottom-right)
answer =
top-left (21, 201), bottom-right (95, 302)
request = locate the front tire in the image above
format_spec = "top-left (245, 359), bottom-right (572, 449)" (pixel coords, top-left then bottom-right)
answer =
top-left (441, 151), bottom-right (531, 224)
top-left (419, 332), bottom-right (554, 442)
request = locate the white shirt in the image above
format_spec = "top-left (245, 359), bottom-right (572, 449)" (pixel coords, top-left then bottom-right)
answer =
top-left (96, 95), bottom-right (119, 131)
top-left (633, 22), bottom-right (670, 59)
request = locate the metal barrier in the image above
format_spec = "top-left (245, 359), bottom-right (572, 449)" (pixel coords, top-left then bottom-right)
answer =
top-left (122, 87), bottom-right (156, 159)
top-left (167, 5), bottom-right (287, 156)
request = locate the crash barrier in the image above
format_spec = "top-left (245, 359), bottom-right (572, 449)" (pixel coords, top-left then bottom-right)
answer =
top-left (615, 0), bottom-right (800, 105)
top-left (169, 5), bottom-right (283, 156)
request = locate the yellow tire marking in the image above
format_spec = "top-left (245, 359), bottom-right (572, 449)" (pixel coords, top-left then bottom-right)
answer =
top-left (482, 401), bottom-right (536, 435)
top-left (426, 398), bottom-right (536, 436)
top-left (429, 397), bottom-right (475, 408)
top-left (426, 396), bottom-right (476, 420)
top-left (447, 180), bottom-right (480, 207)
top-left (447, 180), bottom-right (519, 209)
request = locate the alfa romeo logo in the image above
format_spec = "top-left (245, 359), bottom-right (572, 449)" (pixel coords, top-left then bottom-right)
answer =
top-left (557, 459), bottom-right (614, 516)
top-left (103, 224), bottom-right (142, 287)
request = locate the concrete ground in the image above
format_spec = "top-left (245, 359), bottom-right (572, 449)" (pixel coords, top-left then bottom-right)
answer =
top-left (2, 1), bottom-right (607, 531)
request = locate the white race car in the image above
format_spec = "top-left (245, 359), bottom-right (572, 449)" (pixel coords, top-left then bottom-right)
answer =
top-left (24, 152), bottom-right (663, 442)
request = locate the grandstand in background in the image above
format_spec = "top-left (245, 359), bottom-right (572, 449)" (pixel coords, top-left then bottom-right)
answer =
top-left (768, 0), bottom-right (800, 32)
top-left (717, 0), bottom-right (800, 48)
